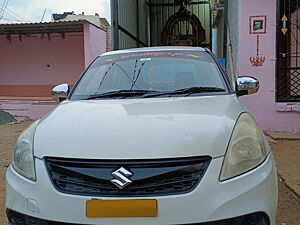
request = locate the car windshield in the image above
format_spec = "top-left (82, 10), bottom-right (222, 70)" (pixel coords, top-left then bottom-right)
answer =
top-left (70, 50), bottom-right (227, 100)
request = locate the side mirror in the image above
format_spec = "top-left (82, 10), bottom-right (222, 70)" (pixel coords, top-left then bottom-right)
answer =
top-left (236, 76), bottom-right (259, 96)
top-left (51, 83), bottom-right (70, 102)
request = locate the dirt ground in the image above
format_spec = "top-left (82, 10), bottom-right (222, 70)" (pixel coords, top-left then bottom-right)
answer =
top-left (270, 139), bottom-right (300, 197)
top-left (0, 121), bottom-right (33, 225)
top-left (0, 121), bottom-right (299, 225)
top-left (270, 139), bottom-right (300, 225)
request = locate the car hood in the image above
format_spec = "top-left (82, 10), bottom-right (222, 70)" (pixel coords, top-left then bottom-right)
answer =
top-left (34, 95), bottom-right (246, 159)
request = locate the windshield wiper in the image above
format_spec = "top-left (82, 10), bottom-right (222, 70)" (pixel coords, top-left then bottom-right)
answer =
top-left (130, 60), bottom-right (147, 89)
top-left (143, 87), bottom-right (226, 98)
top-left (86, 90), bottom-right (160, 100)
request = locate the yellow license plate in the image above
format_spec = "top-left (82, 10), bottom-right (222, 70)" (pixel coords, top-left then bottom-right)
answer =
top-left (86, 199), bottom-right (158, 218)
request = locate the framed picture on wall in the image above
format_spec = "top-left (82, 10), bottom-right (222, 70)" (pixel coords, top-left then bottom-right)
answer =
top-left (249, 16), bottom-right (267, 34)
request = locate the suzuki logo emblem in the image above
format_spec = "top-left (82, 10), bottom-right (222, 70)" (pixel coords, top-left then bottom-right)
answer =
top-left (111, 167), bottom-right (133, 189)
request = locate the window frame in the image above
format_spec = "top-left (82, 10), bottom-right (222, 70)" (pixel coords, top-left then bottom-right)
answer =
top-left (68, 49), bottom-right (235, 100)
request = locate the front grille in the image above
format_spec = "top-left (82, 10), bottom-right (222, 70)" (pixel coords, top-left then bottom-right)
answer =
top-left (45, 157), bottom-right (211, 197)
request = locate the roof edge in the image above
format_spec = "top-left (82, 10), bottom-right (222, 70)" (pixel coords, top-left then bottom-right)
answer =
top-left (101, 46), bottom-right (206, 56)
top-left (0, 19), bottom-right (106, 36)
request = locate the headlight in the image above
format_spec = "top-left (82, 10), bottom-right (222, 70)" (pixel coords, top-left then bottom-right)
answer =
top-left (220, 113), bottom-right (267, 181)
top-left (12, 120), bottom-right (40, 181)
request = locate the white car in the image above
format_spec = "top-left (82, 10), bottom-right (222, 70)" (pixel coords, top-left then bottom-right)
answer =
top-left (6, 47), bottom-right (278, 225)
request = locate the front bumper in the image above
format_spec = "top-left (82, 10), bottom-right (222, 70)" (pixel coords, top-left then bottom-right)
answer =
top-left (6, 154), bottom-right (278, 225)
top-left (7, 210), bottom-right (270, 225)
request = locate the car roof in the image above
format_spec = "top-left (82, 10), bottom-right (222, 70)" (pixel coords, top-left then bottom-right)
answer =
top-left (101, 46), bottom-right (207, 57)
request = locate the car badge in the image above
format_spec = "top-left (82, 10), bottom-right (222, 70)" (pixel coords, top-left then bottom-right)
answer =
top-left (111, 167), bottom-right (133, 189)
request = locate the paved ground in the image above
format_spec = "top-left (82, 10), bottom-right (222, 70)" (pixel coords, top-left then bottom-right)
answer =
top-left (0, 121), bottom-right (299, 224)
top-left (0, 98), bottom-right (57, 120)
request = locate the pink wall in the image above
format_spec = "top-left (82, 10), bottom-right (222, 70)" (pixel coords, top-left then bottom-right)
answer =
top-left (83, 24), bottom-right (107, 67)
top-left (0, 33), bottom-right (85, 85)
top-left (0, 32), bottom-right (85, 96)
top-left (238, 0), bottom-right (300, 132)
